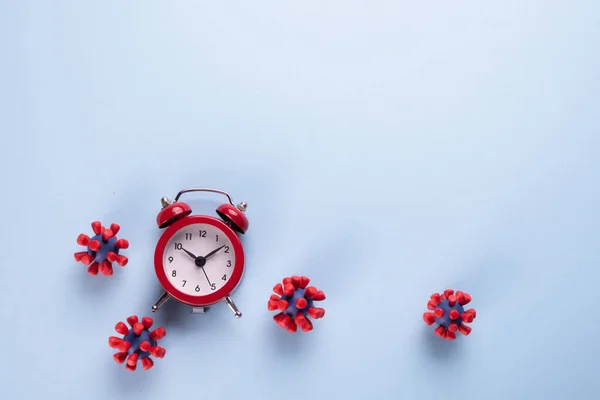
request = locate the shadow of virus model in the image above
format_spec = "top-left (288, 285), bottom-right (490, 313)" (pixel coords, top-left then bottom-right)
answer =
top-left (423, 289), bottom-right (476, 340)
top-left (268, 275), bottom-right (326, 332)
top-left (74, 221), bottom-right (129, 276)
top-left (109, 315), bottom-right (167, 371)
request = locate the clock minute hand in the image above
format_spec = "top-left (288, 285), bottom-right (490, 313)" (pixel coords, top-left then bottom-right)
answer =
top-left (203, 245), bottom-right (226, 260)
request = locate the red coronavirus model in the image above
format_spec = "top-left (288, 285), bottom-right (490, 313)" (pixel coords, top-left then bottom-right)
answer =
top-left (74, 221), bottom-right (129, 276)
top-left (109, 315), bottom-right (167, 371)
top-left (268, 275), bottom-right (326, 332)
top-left (423, 289), bottom-right (476, 340)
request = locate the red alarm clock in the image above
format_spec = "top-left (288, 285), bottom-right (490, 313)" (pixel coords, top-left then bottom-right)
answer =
top-left (151, 188), bottom-right (249, 318)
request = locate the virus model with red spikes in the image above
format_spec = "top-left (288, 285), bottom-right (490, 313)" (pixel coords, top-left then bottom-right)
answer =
top-left (423, 289), bottom-right (476, 340)
top-left (268, 275), bottom-right (326, 332)
top-left (109, 315), bottom-right (167, 371)
top-left (74, 221), bottom-right (129, 276)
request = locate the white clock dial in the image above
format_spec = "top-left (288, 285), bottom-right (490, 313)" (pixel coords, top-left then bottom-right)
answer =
top-left (162, 223), bottom-right (236, 296)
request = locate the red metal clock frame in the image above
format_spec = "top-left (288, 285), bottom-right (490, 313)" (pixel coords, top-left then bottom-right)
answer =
top-left (153, 215), bottom-right (245, 307)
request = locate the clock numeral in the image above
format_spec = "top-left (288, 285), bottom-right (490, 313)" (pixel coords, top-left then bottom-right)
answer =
top-left (210, 283), bottom-right (216, 291)
top-left (174, 242), bottom-right (182, 250)
top-left (168, 256), bottom-right (173, 263)
top-left (222, 274), bottom-right (227, 281)
top-left (185, 233), bottom-right (192, 240)
top-left (199, 230), bottom-right (207, 238)
top-left (195, 285), bottom-right (200, 292)
top-left (216, 234), bottom-right (219, 242)
top-left (224, 246), bottom-right (230, 253)
top-left (226, 260), bottom-right (232, 267)
top-left (172, 270), bottom-right (177, 277)
top-left (182, 280), bottom-right (187, 287)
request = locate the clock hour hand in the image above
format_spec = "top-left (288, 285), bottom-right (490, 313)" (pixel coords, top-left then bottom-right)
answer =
top-left (180, 247), bottom-right (197, 260)
top-left (203, 245), bottom-right (226, 260)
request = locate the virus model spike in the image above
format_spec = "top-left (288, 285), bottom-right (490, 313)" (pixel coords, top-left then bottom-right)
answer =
top-left (268, 275), bottom-right (326, 333)
top-left (423, 289), bottom-right (476, 340)
top-left (109, 315), bottom-right (167, 371)
top-left (74, 221), bottom-right (129, 276)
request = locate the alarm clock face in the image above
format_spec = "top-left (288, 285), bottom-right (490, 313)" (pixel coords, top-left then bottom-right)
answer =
top-left (154, 215), bottom-right (245, 306)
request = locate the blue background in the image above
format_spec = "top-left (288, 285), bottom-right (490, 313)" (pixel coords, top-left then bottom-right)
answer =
top-left (1, 1), bottom-right (599, 399)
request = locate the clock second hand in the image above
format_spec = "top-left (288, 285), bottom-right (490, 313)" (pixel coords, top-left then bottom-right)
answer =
top-left (200, 266), bottom-right (212, 286)
top-left (198, 245), bottom-right (226, 287)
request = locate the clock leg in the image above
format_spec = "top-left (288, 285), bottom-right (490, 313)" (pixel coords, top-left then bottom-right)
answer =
top-left (225, 296), bottom-right (242, 318)
top-left (151, 291), bottom-right (171, 312)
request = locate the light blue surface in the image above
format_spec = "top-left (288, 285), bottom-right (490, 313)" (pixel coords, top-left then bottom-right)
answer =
top-left (1, 1), bottom-right (599, 399)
